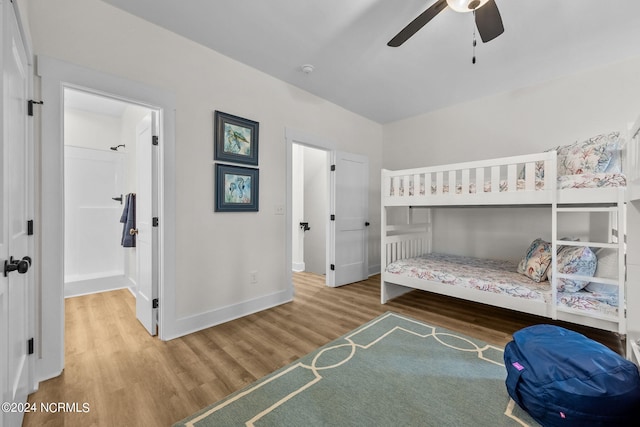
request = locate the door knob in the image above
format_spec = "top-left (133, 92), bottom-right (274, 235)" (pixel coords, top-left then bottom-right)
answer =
top-left (16, 258), bottom-right (30, 274)
top-left (3, 256), bottom-right (31, 277)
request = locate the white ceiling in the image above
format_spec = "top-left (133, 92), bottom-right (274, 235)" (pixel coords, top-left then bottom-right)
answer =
top-left (101, 0), bottom-right (640, 124)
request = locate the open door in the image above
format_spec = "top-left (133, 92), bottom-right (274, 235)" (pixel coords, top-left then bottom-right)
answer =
top-left (328, 151), bottom-right (369, 287)
top-left (135, 112), bottom-right (159, 335)
top-left (2, 2), bottom-right (32, 425)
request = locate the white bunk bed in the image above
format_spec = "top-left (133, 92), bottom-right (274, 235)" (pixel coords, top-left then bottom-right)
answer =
top-left (381, 126), bottom-right (640, 336)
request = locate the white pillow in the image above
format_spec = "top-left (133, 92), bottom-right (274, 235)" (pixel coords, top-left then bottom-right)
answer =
top-left (595, 248), bottom-right (618, 278)
top-left (585, 248), bottom-right (618, 294)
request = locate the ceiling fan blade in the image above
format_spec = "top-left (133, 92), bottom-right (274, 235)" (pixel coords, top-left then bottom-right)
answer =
top-left (388, 0), bottom-right (448, 47)
top-left (474, 0), bottom-right (504, 43)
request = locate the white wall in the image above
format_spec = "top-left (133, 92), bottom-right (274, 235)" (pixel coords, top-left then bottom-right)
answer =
top-left (383, 55), bottom-right (640, 261)
top-left (27, 0), bottom-right (382, 329)
top-left (64, 108), bottom-right (121, 151)
top-left (383, 55), bottom-right (640, 170)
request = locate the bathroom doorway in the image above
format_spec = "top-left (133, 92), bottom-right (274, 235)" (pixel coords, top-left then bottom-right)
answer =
top-left (63, 88), bottom-right (154, 300)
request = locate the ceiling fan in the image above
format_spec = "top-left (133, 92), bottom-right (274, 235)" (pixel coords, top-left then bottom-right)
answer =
top-left (388, 0), bottom-right (504, 47)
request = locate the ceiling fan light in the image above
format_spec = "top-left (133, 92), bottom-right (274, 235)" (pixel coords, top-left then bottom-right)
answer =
top-left (446, 0), bottom-right (489, 13)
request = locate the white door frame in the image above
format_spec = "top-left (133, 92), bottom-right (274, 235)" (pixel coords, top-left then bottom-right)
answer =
top-left (285, 128), bottom-right (335, 288)
top-left (36, 56), bottom-right (177, 382)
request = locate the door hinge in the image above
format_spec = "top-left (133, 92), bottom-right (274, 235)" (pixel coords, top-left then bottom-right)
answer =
top-left (152, 135), bottom-right (159, 146)
top-left (152, 217), bottom-right (159, 227)
top-left (331, 164), bottom-right (336, 171)
top-left (27, 338), bottom-right (34, 355)
top-left (330, 264), bottom-right (335, 271)
top-left (27, 100), bottom-right (44, 116)
top-left (27, 219), bottom-right (34, 235)
top-left (330, 214), bottom-right (335, 221)
top-left (152, 298), bottom-right (159, 309)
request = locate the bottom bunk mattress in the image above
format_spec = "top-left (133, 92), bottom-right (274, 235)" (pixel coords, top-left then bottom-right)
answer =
top-left (384, 253), bottom-right (618, 317)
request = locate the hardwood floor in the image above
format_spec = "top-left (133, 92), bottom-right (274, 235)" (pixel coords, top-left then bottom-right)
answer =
top-left (24, 273), bottom-right (624, 426)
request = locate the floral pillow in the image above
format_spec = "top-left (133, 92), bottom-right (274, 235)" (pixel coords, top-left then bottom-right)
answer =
top-left (556, 132), bottom-right (620, 176)
top-left (548, 246), bottom-right (597, 292)
top-left (517, 238), bottom-right (552, 282)
top-left (603, 132), bottom-right (625, 174)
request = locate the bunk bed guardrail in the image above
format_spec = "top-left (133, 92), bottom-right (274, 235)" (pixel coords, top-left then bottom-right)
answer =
top-left (382, 151), bottom-right (557, 206)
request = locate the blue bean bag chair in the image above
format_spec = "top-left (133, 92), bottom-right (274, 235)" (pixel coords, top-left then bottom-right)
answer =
top-left (504, 324), bottom-right (640, 426)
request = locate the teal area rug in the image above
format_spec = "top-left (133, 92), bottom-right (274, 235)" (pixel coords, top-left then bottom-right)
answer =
top-left (175, 312), bottom-right (539, 426)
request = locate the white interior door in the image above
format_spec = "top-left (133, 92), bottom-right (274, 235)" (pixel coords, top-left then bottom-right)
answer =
top-left (328, 151), bottom-right (369, 287)
top-left (2, 1), bottom-right (31, 425)
top-left (135, 112), bottom-right (158, 335)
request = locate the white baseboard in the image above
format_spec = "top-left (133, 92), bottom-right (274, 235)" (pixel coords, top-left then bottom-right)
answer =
top-left (292, 262), bottom-right (305, 272)
top-left (368, 263), bottom-right (381, 277)
top-left (165, 287), bottom-right (294, 340)
top-left (64, 275), bottom-right (132, 298)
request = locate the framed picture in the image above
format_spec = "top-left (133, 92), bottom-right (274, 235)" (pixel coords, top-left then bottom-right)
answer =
top-left (215, 163), bottom-right (259, 212)
top-left (214, 110), bottom-right (259, 166)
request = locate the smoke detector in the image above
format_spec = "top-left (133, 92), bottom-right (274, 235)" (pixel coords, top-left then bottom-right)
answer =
top-left (300, 64), bottom-right (315, 74)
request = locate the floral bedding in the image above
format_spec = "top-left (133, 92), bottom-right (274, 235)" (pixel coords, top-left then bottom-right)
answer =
top-left (557, 173), bottom-right (626, 189)
top-left (385, 253), bottom-right (618, 315)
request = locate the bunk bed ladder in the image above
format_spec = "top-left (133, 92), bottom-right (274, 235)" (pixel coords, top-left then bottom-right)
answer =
top-left (554, 188), bottom-right (626, 333)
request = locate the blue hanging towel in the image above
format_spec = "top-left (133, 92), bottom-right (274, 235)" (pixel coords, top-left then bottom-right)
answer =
top-left (120, 193), bottom-right (136, 247)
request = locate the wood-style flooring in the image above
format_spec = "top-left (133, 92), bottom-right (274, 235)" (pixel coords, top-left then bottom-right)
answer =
top-left (24, 273), bottom-right (624, 426)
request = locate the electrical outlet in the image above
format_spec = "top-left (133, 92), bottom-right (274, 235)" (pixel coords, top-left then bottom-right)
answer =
top-left (249, 271), bottom-right (258, 284)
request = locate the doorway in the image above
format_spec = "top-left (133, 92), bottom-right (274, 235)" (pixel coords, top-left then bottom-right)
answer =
top-left (63, 88), bottom-right (154, 298)
top-left (292, 144), bottom-right (328, 276)
top-left (37, 55), bottom-right (177, 381)
top-left (61, 87), bottom-right (159, 338)
top-left (285, 128), bottom-right (369, 291)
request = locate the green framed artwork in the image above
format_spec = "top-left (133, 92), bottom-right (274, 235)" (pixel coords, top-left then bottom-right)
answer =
top-left (214, 111), bottom-right (259, 166)
top-left (215, 163), bottom-right (259, 212)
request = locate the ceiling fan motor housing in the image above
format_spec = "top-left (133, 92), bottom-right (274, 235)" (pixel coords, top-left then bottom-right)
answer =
top-left (446, 0), bottom-right (489, 13)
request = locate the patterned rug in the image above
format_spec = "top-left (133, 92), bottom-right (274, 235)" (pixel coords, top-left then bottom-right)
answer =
top-left (175, 312), bottom-right (539, 426)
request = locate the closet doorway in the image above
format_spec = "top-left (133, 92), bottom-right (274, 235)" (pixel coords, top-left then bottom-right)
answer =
top-left (62, 88), bottom-right (158, 335)
top-left (286, 128), bottom-right (369, 289)
top-left (292, 144), bottom-right (328, 275)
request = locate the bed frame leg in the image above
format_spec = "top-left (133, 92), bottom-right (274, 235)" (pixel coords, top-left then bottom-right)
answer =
top-left (381, 281), bottom-right (413, 303)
